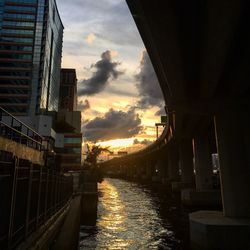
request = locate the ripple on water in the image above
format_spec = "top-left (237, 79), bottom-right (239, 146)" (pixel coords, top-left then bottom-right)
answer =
top-left (79, 178), bottom-right (180, 249)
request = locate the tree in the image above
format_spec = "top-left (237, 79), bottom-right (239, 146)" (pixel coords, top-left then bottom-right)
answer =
top-left (84, 144), bottom-right (110, 168)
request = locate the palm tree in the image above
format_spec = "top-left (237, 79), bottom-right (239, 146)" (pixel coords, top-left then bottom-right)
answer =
top-left (84, 144), bottom-right (110, 168)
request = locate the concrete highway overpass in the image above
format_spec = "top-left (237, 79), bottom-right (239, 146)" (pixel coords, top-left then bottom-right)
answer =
top-left (101, 1), bottom-right (250, 249)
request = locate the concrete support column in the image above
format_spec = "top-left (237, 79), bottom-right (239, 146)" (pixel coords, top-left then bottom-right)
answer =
top-left (193, 131), bottom-right (213, 190)
top-left (132, 163), bottom-right (137, 178)
top-left (154, 151), bottom-right (168, 184)
top-left (179, 139), bottom-right (195, 184)
top-left (136, 162), bottom-right (144, 179)
top-left (190, 108), bottom-right (250, 249)
top-left (144, 159), bottom-right (152, 180)
top-left (151, 158), bottom-right (158, 182)
top-left (157, 152), bottom-right (168, 183)
top-left (127, 164), bottom-right (133, 178)
top-left (167, 144), bottom-right (180, 181)
top-left (215, 108), bottom-right (250, 218)
top-left (133, 163), bottom-right (138, 179)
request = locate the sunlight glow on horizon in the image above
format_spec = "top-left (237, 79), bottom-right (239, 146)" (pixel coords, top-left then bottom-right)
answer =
top-left (97, 138), bottom-right (134, 148)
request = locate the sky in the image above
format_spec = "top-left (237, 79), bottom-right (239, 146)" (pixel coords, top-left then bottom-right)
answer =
top-left (56, 0), bottom-right (165, 154)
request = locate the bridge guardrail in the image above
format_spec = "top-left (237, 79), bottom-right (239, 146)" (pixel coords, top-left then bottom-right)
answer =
top-left (0, 150), bottom-right (73, 249)
top-left (0, 107), bottom-right (43, 151)
top-left (101, 122), bottom-right (172, 166)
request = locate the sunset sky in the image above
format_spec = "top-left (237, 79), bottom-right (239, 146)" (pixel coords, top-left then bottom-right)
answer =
top-left (56, 0), bottom-right (165, 154)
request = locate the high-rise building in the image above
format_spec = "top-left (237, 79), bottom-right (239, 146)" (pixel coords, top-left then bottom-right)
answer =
top-left (0, 0), bottom-right (63, 116)
top-left (59, 68), bottom-right (77, 111)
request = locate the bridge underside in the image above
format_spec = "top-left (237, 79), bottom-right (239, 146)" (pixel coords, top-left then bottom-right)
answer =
top-left (127, 0), bottom-right (250, 112)
top-left (103, 1), bottom-right (250, 248)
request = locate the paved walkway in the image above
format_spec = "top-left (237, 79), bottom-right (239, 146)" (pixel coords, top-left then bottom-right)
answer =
top-left (52, 196), bottom-right (81, 250)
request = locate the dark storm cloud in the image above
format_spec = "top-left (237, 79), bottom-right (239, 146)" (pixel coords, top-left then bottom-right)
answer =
top-left (133, 138), bottom-right (152, 146)
top-left (136, 51), bottom-right (165, 109)
top-left (83, 108), bottom-right (142, 142)
top-left (78, 99), bottom-right (90, 111)
top-left (78, 50), bottom-right (123, 96)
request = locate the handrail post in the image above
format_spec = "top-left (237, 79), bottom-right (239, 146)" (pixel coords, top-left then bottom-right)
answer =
top-left (36, 165), bottom-right (42, 229)
top-left (8, 156), bottom-right (19, 249)
top-left (26, 128), bottom-right (29, 147)
top-left (44, 168), bottom-right (49, 221)
top-left (25, 163), bottom-right (33, 238)
top-left (10, 116), bottom-right (13, 128)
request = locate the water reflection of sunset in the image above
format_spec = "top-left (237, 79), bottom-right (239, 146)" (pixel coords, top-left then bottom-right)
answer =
top-left (79, 179), bottom-right (171, 249)
top-left (97, 180), bottom-right (128, 246)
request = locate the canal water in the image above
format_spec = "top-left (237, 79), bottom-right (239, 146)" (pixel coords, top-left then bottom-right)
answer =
top-left (79, 178), bottom-right (190, 250)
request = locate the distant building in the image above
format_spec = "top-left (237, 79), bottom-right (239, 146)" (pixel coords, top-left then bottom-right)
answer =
top-left (57, 110), bottom-right (81, 133)
top-left (56, 133), bottom-right (82, 172)
top-left (55, 111), bottom-right (82, 172)
top-left (55, 68), bottom-right (82, 172)
top-left (0, 0), bottom-right (64, 116)
top-left (59, 68), bottom-right (77, 111)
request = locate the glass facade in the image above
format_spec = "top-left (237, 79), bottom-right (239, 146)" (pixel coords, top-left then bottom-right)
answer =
top-left (0, 0), bottom-right (63, 115)
top-left (2, 20), bottom-right (35, 27)
top-left (38, 0), bottom-right (63, 114)
top-left (0, 0), bottom-right (36, 114)
top-left (4, 5), bottom-right (36, 11)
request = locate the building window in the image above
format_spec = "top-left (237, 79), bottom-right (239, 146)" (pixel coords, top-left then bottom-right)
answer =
top-left (64, 137), bottom-right (82, 144)
top-left (63, 148), bottom-right (81, 154)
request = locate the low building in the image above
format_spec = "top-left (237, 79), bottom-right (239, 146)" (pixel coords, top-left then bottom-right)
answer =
top-left (55, 68), bottom-right (82, 172)
top-left (58, 133), bottom-right (82, 172)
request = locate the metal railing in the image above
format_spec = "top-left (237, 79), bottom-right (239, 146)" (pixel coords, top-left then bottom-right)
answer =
top-left (0, 150), bottom-right (73, 250)
top-left (0, 107), bottom-right (43, 151)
